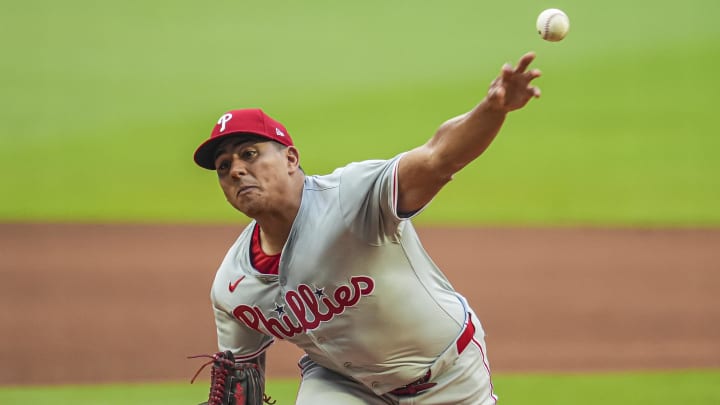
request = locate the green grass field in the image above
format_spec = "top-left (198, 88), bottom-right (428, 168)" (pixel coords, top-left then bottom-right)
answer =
top-left (1, 370), bottom-right (719, 404)
top-left (1, 0), bottom-right (719, 225)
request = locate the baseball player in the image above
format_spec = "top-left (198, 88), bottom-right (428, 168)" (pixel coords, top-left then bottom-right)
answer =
top-left (192, 52), bottom-right (541, 405)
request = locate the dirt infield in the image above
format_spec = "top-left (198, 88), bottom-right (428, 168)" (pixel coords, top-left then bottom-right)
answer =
top-left (1, 223), bottom-right (718, 385)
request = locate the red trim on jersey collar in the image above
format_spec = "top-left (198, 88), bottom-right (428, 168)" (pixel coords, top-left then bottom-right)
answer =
top-left (251, 224), bottom-right (280, 275)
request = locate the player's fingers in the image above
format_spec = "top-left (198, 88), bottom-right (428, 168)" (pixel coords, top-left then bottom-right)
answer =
top-left (529, 86), bottom-right (541, 98)
top-left (501, 63), bottom-right (513, 82)
top-left (515, 52), bottom-right (536, 74)
top-left (527, 69), bottom-right (542, 80)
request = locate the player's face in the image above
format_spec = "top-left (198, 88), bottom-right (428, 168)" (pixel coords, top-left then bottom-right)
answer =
top-left (213, 138), bottom-right (298, 217)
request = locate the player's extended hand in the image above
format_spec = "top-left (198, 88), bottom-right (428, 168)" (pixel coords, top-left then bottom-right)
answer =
top-left (485, 52), bottom-right (541, 112)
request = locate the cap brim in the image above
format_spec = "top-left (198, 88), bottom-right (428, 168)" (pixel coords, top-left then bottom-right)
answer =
top-left (193, 136), bottom-right (225, 170)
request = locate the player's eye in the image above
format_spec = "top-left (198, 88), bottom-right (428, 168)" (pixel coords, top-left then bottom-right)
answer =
top-left (216, 160), bottom-right (230, 172)
top-left (241, 149), bottom-right (258, 160)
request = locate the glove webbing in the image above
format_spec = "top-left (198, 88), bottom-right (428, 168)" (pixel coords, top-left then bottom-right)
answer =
top-left (189, 351), bottom-right (276, 405)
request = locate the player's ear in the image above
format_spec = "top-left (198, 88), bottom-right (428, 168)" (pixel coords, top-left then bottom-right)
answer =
top-left (286, 146), bottom-right (300, 172)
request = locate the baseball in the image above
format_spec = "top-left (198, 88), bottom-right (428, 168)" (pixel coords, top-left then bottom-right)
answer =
top-left (536, 8), bottom-right (570, 42)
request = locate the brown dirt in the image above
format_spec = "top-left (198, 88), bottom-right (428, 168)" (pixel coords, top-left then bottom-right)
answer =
top-left (1, 224), bottom-right (718, 385)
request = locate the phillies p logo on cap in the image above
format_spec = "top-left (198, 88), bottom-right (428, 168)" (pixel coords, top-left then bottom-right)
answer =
top-left (217, 113), bottom-right (233, 133)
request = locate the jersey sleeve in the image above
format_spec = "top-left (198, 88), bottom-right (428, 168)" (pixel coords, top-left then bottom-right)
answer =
top-left (212, 290), bottom-right (274, 361)
top-left (338, 153), bottom-right (422, 244)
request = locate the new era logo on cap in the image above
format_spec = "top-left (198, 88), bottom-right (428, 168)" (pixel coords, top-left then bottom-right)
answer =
top-left (193, 108), bottom-right (294, 170)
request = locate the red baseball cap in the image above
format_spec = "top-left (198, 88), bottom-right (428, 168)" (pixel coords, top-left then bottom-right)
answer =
top-left (193, 108), bottom-right (294, 170)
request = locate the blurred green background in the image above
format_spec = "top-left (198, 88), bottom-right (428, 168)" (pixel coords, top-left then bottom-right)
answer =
top-left (1, 0), bottom-right (719, 225)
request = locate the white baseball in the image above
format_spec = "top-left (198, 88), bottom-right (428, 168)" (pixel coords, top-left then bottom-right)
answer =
top-left (536, 8), bottom-right (570, 42)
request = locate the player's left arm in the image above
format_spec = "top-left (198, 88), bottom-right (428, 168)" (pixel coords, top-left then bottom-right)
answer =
top-left (396, 52), bottom-right (541, 215)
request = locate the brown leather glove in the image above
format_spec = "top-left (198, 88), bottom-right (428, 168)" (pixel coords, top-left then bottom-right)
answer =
top-left (190, 351), bottom-right (275, 405)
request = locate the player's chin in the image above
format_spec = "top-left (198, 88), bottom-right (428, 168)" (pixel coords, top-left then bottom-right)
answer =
top-left (232, 198), bottom-right (263, 217)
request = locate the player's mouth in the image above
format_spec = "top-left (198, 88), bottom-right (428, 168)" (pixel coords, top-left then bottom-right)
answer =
top-left (237, 186), bottom-right (258, 197)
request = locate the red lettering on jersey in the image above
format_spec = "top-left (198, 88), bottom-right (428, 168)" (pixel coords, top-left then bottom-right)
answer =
top-left (231, 275), bottom-right (375, 339)
top-left (233, 305), bottom-right (303, 337)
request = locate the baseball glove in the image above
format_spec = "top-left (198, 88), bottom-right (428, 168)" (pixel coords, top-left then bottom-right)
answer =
top-left (189, 351), bottom-right (276, 405)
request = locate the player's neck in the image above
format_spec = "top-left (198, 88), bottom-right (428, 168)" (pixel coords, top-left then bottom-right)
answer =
top-left (256, 225), bottom-right (286, 256)
top-left (253, 175), bottom-right (304, 255)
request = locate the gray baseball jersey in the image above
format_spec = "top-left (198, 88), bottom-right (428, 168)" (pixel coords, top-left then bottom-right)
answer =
top-left (210, 154), bottom-right (490, 397)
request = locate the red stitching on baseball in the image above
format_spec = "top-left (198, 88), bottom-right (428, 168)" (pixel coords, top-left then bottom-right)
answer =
top-left (544, 12), bottom-right (563, 40)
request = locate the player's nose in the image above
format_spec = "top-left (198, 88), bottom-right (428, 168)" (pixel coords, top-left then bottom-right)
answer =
top-left (229, 157), bottom-right (248, 178)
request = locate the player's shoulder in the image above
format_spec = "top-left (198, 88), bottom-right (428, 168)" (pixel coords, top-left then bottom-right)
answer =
top-left (212, 223), bottom-right (255, 277)
top-left (305, 158), bottom-right (393, 191)
top-left (344, 157), bottom-right (397, 169)
top-left (334, 155), bottom-right (403, 177)
top-left (305, 171), bottom-right (340, 191)
top-left (340, 155), bottom-right (405, 182)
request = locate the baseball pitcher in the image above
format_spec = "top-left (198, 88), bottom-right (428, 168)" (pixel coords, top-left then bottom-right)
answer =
top-left (190, 52), bottom-right (542, 405)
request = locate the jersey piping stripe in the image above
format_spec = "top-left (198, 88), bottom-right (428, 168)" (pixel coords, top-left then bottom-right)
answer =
top-left (391, 159), bottom-right (399, 217)
top-left (472, 336), bottom-right (498, 404)
top-left (457, 313), bottom-right (497, 403)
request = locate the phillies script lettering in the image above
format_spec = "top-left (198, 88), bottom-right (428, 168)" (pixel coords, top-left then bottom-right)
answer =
top-left (233, 276), bottom-right (375, 339)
